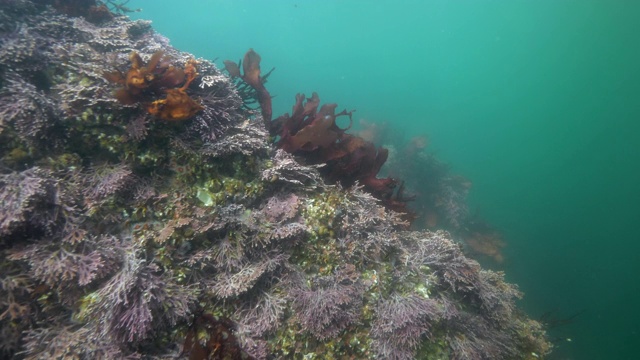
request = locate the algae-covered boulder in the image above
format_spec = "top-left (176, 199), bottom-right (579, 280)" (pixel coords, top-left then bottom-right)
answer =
top-left (0, 1), bottom-right (550, 359)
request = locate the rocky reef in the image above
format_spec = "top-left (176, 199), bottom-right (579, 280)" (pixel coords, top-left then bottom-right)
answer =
top-left (0, 1), bottom-right (551, 359)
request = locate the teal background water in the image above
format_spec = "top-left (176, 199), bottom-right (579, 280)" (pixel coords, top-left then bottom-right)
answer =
top-left (130, 1), bottom-right (640, 358)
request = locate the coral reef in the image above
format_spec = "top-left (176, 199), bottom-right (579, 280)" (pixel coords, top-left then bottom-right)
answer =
top-left (0, 2), bottom-right (550, 360)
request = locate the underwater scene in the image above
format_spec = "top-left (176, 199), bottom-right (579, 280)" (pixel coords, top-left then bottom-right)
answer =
top-left (1, 0), bottom-right (638, 359)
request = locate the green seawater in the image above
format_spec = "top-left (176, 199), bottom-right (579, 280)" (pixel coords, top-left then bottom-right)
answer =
top-left (130, 1), bottom-right (640, 359)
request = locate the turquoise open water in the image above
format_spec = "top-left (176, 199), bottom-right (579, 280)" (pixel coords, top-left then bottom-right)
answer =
top-left (130, 1), bottom-right (640, 358)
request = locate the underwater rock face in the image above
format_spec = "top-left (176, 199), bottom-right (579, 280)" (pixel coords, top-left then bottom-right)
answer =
top-left (0, 1), bottom-right (550, 359)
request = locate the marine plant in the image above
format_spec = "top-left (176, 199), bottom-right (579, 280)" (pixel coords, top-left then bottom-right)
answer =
top-left (223, 49), bottom-right (273, 128)
top-left (224, 50), bottom-right (416, 219)
top-left (271, 92), bottom-right (416, 216)
top-left (104, 51), bottom-right (204, 120)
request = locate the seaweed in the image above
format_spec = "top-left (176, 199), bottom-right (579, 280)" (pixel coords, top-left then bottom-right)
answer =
top-left (104, 51), bottom-right (203, 121)
top-left (223, 49), bottom-right (273, 128)
top-left (272, 92), bottom-right (415, 219)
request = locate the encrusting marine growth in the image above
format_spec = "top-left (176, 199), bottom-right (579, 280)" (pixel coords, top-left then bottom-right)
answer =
top-left (0, 1), bottom-right (551, 359)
